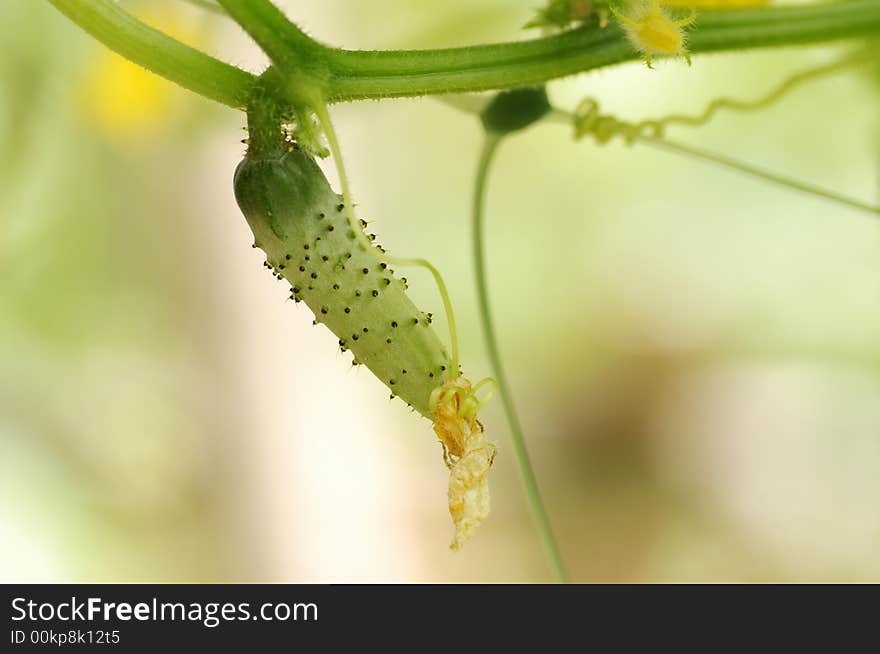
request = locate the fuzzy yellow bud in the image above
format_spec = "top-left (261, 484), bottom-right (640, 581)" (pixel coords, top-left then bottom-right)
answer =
top-left (612, 0), bottom-right (697, 68)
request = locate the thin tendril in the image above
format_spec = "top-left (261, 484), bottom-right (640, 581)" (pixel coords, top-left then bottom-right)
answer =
top-left (642, 136), bottom-right (880, 216)
top-left (633, 49), bottom-right (880, 135)
top-left (558, 48), bottom-right (880, 143)
top-left (313, 102), bottom-right (462, 377)
top-left (472, 133), bottom-right (569, 583)
top-left (556, 101), bottom-right (880, 217)
top-left (550, 49), bottom-right (880, 217)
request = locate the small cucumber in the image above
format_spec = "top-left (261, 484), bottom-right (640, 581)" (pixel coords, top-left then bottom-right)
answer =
top-left (233, 144), bottom-right (454, 417)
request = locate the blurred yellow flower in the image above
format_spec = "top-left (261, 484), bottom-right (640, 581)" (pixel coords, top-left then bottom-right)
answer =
top-left (76, 9), bottom-right (199, 142)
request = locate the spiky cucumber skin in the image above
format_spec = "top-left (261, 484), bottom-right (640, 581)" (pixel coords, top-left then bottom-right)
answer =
top-left (233, 146), bottom-right (453, 418)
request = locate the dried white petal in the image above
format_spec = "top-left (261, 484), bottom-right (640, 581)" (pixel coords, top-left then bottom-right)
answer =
top-left (432, 378), bottom-right (497, 550)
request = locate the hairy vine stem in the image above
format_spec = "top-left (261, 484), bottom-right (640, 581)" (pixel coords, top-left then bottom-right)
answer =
top-left (50, 0), bottom-right (880, 109)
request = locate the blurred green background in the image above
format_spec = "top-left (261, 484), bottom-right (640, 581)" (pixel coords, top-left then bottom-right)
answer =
top-left (2, 0), bottom-right (879, 582)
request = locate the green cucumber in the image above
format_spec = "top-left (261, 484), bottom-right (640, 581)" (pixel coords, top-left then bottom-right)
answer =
top-left (233, 144), bottom-right (454, 417)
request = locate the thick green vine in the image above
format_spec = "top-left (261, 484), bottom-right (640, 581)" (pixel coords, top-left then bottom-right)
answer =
top-left (50, 0), bottom-right (880, 109)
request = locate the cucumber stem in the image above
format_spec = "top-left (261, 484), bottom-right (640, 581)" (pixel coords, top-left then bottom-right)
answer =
top-left (472, 134), bottom-right (569, 583)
